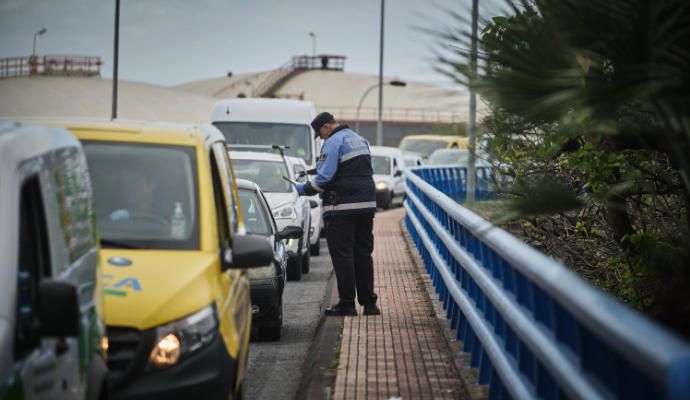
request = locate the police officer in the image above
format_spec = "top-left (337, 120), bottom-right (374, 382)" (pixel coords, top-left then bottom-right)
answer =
top-left (295, 112), bottom-right (381, 316)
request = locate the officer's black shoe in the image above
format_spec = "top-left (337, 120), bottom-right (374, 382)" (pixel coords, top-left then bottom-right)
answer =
top-left (363, 304), bottom-right (381, 316)
top-left (325, 303), bottom-right (357, 316)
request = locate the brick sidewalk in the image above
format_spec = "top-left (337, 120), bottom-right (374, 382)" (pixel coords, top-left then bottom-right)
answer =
top-left (333, 209), bottom-right (466, 400)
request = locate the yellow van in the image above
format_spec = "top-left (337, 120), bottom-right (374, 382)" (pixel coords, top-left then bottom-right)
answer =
top-left (398, 134), bottom-right (468, 160)
top-left (17, 119), bottom-right (272, 400)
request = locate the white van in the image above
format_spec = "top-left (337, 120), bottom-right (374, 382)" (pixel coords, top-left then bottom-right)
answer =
top-left (211, 98), bottom-right (325, 239)
top-left (370, 145), bottom-right (407, 210)
top-left (211, 98), bottom-right (320, 170)
top-left (0, 122), bottom-right (108, 400)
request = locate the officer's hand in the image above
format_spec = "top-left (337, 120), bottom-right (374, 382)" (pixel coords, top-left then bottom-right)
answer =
top-left (297, 171), bottom-right (306, 178)
top-left (295, 183), bottom-right (305, 195)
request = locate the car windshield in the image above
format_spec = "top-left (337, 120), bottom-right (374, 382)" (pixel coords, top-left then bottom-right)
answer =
top-left (404, 158), bottom-right (419, 167)
top-left (428, 149), bottom-right (469, 165)
top-left (371, 155), bottom-right (391, 175)
top-left (238, 189), bottom-right (271, 236)
top-left (83, 142), bottom-right (199, 250)
top-left (233, 159), bottom-right (292, 193)
top-left (214, 122), bottom-right (312, 165)
top-left (400, 139), bottom-right (448, 157)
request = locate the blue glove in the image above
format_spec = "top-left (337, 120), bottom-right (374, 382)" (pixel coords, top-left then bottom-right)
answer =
top-left (295, 183), bottom-right (305, 195)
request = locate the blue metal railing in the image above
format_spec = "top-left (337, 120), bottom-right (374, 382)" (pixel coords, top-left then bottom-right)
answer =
top-left (404, 167), bottom-right (690, 400)
top-left (410, 165), bottom-right (501, 203)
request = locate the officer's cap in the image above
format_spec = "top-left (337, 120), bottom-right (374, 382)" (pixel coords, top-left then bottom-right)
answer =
top-left (311, 112), bottom-right (335, 136)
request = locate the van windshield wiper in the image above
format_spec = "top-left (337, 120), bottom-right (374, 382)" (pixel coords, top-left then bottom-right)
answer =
top-left (100, 239), bottom-right (142, 249)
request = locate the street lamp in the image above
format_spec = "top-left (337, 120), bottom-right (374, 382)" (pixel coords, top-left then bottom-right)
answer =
top-left (112, 0), bottom-right (120, 120)
top-left (308, 32), bottom-right (316, 57)
top-left (376, 0), bottom-right (385, 146)
top-left (466, 0), bottom-right (479, 204)
top-left (32, 28), bottom-right (47, 57)
top-left (355, 80), bottom-right (406, 134)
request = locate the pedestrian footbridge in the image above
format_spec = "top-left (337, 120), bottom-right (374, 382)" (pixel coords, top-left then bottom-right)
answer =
top-left (403, 166), bottom-right (690, 400)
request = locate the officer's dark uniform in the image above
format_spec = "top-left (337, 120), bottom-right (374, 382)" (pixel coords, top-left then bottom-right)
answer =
top-left (296, 118), bottom-right (378, 315)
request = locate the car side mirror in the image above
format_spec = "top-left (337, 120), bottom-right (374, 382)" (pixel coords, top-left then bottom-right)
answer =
top-left (224, 235), bottom-right (274, 270)
top-left (394, 170), bottom-right (403, 177)
top-left (38, 280), bottom-right (80, 337)
top-left (308, 199), bottom-right (319, 209)
top-left (276, 225), bottom-right (303, 241)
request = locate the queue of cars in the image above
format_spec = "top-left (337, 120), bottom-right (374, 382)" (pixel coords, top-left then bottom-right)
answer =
top-left (1, 98), bottom-right (474, 400)
top-left (0, 117), bottom-right (302, 400)
top-left (1, 96), bottom-right (329, 400)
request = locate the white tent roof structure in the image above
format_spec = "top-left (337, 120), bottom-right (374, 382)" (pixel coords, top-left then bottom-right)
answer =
top-left (0, 76), bottom-right (215, 123)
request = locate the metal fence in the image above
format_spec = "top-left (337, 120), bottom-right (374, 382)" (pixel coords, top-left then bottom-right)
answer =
top-left (410, 165), bottom-right (498, 202)
top-left (0, 55), bottom-right (102, 79)
top-left (404, 166), bottom-right (690, 399)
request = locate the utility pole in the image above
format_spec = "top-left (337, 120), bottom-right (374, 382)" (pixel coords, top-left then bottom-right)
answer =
top-left (376, 0), bottom-right (385, 146)
top-left (112, 0), bottom-right (120, 120)
top-left (466, 0), bottom-right (479, 204)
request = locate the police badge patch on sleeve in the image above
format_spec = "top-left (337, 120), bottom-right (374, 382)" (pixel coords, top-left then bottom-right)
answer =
top-left (318, 152), bottom-right (328, 161)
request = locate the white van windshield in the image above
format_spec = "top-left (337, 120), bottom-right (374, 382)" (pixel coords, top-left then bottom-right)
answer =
top-left (371, 156), bottom-right (391, 175)
top-left (214, 122), bottom-right (312, 165)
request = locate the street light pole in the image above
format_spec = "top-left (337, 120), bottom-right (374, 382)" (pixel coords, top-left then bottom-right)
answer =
top-left (356, 80), bottom-right (406, 134)
top-left (376, 0), bottom-right (385, 146)
top-left (112, 0), bottom-right (120, 120)
top-left (32, 28), bottom-right (46, 57)
top-left (466, 0), bottom-right (479, 204)
top-left (309, 32), bottom-right (316, 57)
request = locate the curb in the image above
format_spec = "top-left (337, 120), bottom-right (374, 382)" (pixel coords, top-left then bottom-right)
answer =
top-left (401, 217), bottom-right (489, 400)
top-left (296, 267), bottom-right (343, 400)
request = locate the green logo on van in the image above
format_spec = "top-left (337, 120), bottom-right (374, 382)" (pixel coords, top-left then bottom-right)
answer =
top-left (103, 275), bottom-right (142, 297)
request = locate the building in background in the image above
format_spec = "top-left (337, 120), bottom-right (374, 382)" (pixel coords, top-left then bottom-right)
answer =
top-left (1, 54), bottom-right (480, 145)
top-left (177, 55), bottom-right (476, 146)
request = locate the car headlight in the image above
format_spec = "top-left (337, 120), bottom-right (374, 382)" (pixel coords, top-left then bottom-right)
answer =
top-left (149, 304), bottom-right (217, 368)
top-left (273, 205), bottom-right (297, 220)
top-left (247, 265), bottom-right (275, 280)
top-left (376, 181), bottom-right (388, 190)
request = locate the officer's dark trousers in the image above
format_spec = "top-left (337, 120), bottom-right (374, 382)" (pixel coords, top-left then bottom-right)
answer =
top-left (325, 213), bottom-right (378, 307)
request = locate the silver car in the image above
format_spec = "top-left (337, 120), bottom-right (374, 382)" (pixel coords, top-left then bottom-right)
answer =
top-left (230, 151), bottom-right (311, 281)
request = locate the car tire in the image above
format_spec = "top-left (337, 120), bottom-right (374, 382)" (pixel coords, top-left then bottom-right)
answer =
top-left (301, 246), bottom-right (311, 273)
top-left (259, 300), bottom-right (282, 341)
top-left (382, 191), bottom-right (393, 210)
top-left (286, 238), bottom-right (303, 281)
top-left (310, 238), bottom-right (320, 256)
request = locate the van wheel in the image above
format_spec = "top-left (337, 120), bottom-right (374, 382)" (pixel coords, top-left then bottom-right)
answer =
top-left (301, 248), bottom-right (311, 273)
top-left (310, 239), bottom-right (320, 256)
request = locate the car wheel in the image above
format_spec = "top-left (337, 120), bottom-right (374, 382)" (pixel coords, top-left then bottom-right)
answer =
top-left (301, 245), bottom-right (311, 273)
top-left (258, 299), bottom-right (282, 341)
top-left (310, 238), bottom-right (320, 255)
top-left (286, 238), bottom-right (303, 281)
top-left (382, 191), bottom-right (393, 210)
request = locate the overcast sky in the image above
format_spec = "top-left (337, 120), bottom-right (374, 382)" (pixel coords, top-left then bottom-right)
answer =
top-left (0, 0), bottom-right (503, 87)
